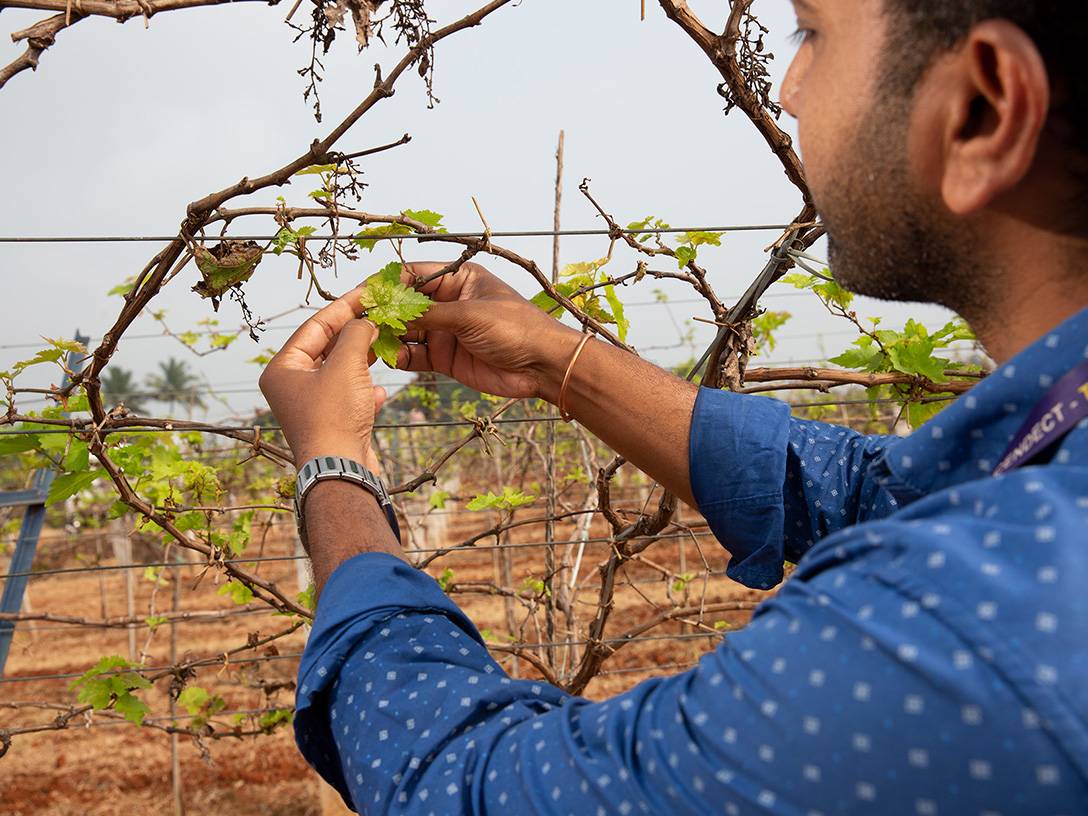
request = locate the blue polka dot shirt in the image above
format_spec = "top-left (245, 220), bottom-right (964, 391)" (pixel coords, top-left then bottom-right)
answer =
top-left (294, 309), bottom-right (1088, 814)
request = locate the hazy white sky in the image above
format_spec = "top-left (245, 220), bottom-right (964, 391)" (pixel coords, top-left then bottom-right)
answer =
top-left (0, 0), bottom-right (952, 421)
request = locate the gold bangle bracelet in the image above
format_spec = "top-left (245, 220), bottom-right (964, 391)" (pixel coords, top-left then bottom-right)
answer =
top-left (559, 333), bottom-right (593, 422)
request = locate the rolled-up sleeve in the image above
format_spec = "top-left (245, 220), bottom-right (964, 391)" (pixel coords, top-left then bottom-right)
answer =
top-left (688, 388), bottom-right (894, 589)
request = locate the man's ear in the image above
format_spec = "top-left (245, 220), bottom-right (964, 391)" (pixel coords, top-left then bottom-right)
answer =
top-left (922, 20), bottom-right (1050, 216)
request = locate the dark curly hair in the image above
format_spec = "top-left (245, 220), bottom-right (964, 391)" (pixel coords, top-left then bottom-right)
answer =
top-left (881, 1), bottom-right (1088, 170)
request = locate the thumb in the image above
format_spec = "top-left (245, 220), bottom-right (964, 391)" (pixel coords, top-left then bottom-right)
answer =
top-left (324, 318), bottom-right (379, 375)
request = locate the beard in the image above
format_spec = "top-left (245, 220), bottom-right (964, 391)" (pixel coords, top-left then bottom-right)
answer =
top-left (816, 101), bottom-right (989, 320)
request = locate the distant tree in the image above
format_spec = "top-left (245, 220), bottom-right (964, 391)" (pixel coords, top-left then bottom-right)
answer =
top-left (145, 358), bottom-right (206, 416)
top-left (100, 366), bottom-right (148, 414)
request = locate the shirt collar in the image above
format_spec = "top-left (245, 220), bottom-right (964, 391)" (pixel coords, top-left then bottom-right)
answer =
top-left (877, 307), bottom-right (1088, 502)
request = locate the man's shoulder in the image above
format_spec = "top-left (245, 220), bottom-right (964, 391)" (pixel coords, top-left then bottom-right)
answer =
top-left (800, 465), bottom-right (1088, 573)
top-left (789, 465), bottom-right (1088, 743)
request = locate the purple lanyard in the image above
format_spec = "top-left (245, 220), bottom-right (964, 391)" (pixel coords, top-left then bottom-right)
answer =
top-left (993, 360), bottom-right (1088, 476)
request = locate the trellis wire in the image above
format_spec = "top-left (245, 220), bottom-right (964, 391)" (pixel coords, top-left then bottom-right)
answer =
top-left (0, 224), bottom-right (795, 244)
top-left (0, 530), bottom-right (717, 581)
top-left (0, 633), bottom-right (725, 686)
top-left (0, 394), bottom-right (954, 439)
top-left (0, 292), bottom-right (819, 353)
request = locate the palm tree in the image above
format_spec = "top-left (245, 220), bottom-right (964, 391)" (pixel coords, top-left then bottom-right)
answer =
top-left (145, 357), bottom-right (206, 416)
top-left (100, 366), bottom-right (148, 414)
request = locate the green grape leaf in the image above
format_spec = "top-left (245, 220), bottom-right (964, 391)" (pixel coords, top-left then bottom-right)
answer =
top-left (829, 341), bottom-right (883, 372)
top-left (812, 278), bottom-right (855, 309)
top-left (218, 581), bottom-right (254, 606)
top-left (372, 326), bottom-right (403, 368)
top-left (560, 259), bottom-right (609, 280)
top-left (11, 347), bottom-right (65, 375)
top-left (359, 263), bottom-right (431, 368)
top-left (467, 487), bottom-right (536, 511)
top-left (47, 468), bottom-right (104, 505)
top-left (751, 311), bottom-right (792, 354)
top-left (209, 333), bottom-right (237, 350)
top-left (907, 399), bottom-right (949, 428)
top-left (258, 709), bottom-right (293, 731)
top-left (674, 245), bottom-right (697, 269)
top-left (297, 583), bottom-right (316, 611)
top-left (45, 337), bottom-right (87, 355)
top-left (678, 231), bottom-right (723, 247)
top-left (270, 226), bottom-right (315, 256)
top-left (0, 434), bottom-right (40, 456)
top-left (402, 209), bottom-right (446, 230)
top-left (429, 490), bottom-right (451, 510)
top-left (523, 577), bottom-right (547, 596)
top-left (145, 615), bottom-right (168, 631)
top-left (247, 348), bottom-right (278, 366)
top-left (671, 572), bottom-right (696, 592)
top-left (781, 272), bottom-right (816, 290)
top-left (437, 568), bottom-right (455, 592)
top-left (113, 692), bottom-right (149, 725)
top-left (531, 290), bottom-right (560, 314)
top-left (353, 223), bottom-right (413, 252)
top-left (887, 342), bottom-right (948, 383)
top-left (62, 441), bottom-right (89, 472)
top-left (70, 656), bottom-right (150, 723)
top-left (531, 281), bottom-right (581, 317)
top-left (359, 263), bottom-right (432, 333)
top-left (178, 686), bottom-right (210, 716)
top-left (70, 656), bottom-right (127, 688)
top-left (108, 278), bottom-right (137, 298)
top-left (294, 164), bottom-right (338, 176)
top-left (603, 284), bottom-right (629, 343)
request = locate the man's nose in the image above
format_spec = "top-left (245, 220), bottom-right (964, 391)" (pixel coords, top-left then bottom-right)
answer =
top-left (780, 57), bottom-right (802, 119)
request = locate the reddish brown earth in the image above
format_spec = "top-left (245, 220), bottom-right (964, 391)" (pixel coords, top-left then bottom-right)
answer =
top-left (1, 510), bottom-right (765, 814)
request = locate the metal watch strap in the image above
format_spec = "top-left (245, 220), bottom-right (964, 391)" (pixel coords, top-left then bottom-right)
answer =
top-left (293, 456), bottom-right (401, 546)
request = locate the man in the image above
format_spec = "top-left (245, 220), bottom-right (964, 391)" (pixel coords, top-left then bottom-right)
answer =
top-left (259, 0), bottom-right (1088, 812)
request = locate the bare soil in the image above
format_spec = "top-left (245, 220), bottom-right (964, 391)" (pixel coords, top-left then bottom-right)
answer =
top-left (2, 508), bottom-right (766, 814)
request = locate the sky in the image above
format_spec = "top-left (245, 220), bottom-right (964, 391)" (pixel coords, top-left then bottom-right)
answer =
top-left (0, 0), bottom-right (955, 422)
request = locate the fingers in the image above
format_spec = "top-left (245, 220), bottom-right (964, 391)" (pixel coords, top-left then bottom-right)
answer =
top-left (271, 284), bottom-right (370, 370)
top-left (402, 261), bottom-right (481, 302)
top-left (408, 300), bottom-right (468, 334)
top-left (374, 385), bottom-right (388, 414)
top-left (397, 341), bottom-right (431, 373)
top-left (323, 319), bottom-right (379, 376)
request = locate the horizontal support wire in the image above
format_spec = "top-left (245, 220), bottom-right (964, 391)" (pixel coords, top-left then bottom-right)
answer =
top-left (0, 633), bottom-right (725, 685)
top-left (14, 568), bottom-right (737, 632)
top-left (0, 652), bottom-right (303, 684)
top-left (0, 514), bottom-right (710, 547)
top-left (0, 224), bottom-right (794, 245)
top-left (8, 606), bottom-right (285, 633)
top-left (0, 292), bottom-right (819, 353)
top-left (0, 531), bottom-right (717, 581)
top-left (0, 394), bottom-right (954, 438)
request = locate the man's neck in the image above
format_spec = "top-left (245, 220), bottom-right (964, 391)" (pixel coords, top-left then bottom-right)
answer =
top-left (965, 229), bottom-right (1088, 365)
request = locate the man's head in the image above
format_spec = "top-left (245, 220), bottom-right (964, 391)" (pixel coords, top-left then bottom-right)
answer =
top-left (781, 0), bottom-right (1088, 325)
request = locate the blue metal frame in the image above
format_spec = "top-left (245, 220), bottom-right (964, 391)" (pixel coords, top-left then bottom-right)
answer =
top-left (0, 334), bottom-right (89, 675)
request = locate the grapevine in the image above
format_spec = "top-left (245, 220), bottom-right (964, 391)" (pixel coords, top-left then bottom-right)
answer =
top-left (0, 2), bottom-right (988, 807)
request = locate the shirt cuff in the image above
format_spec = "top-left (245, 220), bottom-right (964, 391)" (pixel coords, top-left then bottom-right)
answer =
top-left (688, 387), bottom-right (791, 589)
top-left (294, 552), bottom-right (482, 805)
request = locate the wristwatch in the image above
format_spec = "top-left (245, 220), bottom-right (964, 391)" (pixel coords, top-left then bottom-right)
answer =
top-left (293, 456), bottom-right (401, 547)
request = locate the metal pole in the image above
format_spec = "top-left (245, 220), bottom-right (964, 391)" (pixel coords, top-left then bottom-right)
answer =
top-left (0, 332), bottom-right (90, 675)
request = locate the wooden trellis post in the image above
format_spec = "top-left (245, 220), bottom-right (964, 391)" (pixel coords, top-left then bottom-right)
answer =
top-left (0, 331), bottom-right (89, 675)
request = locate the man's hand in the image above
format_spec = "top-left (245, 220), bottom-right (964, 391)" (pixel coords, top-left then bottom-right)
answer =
top-left (396, 260), bottom-right (699, 507)
top-left (397, 261), bottom-right (582, 403)
top-left (259, 283), bottom-right (385, 470)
